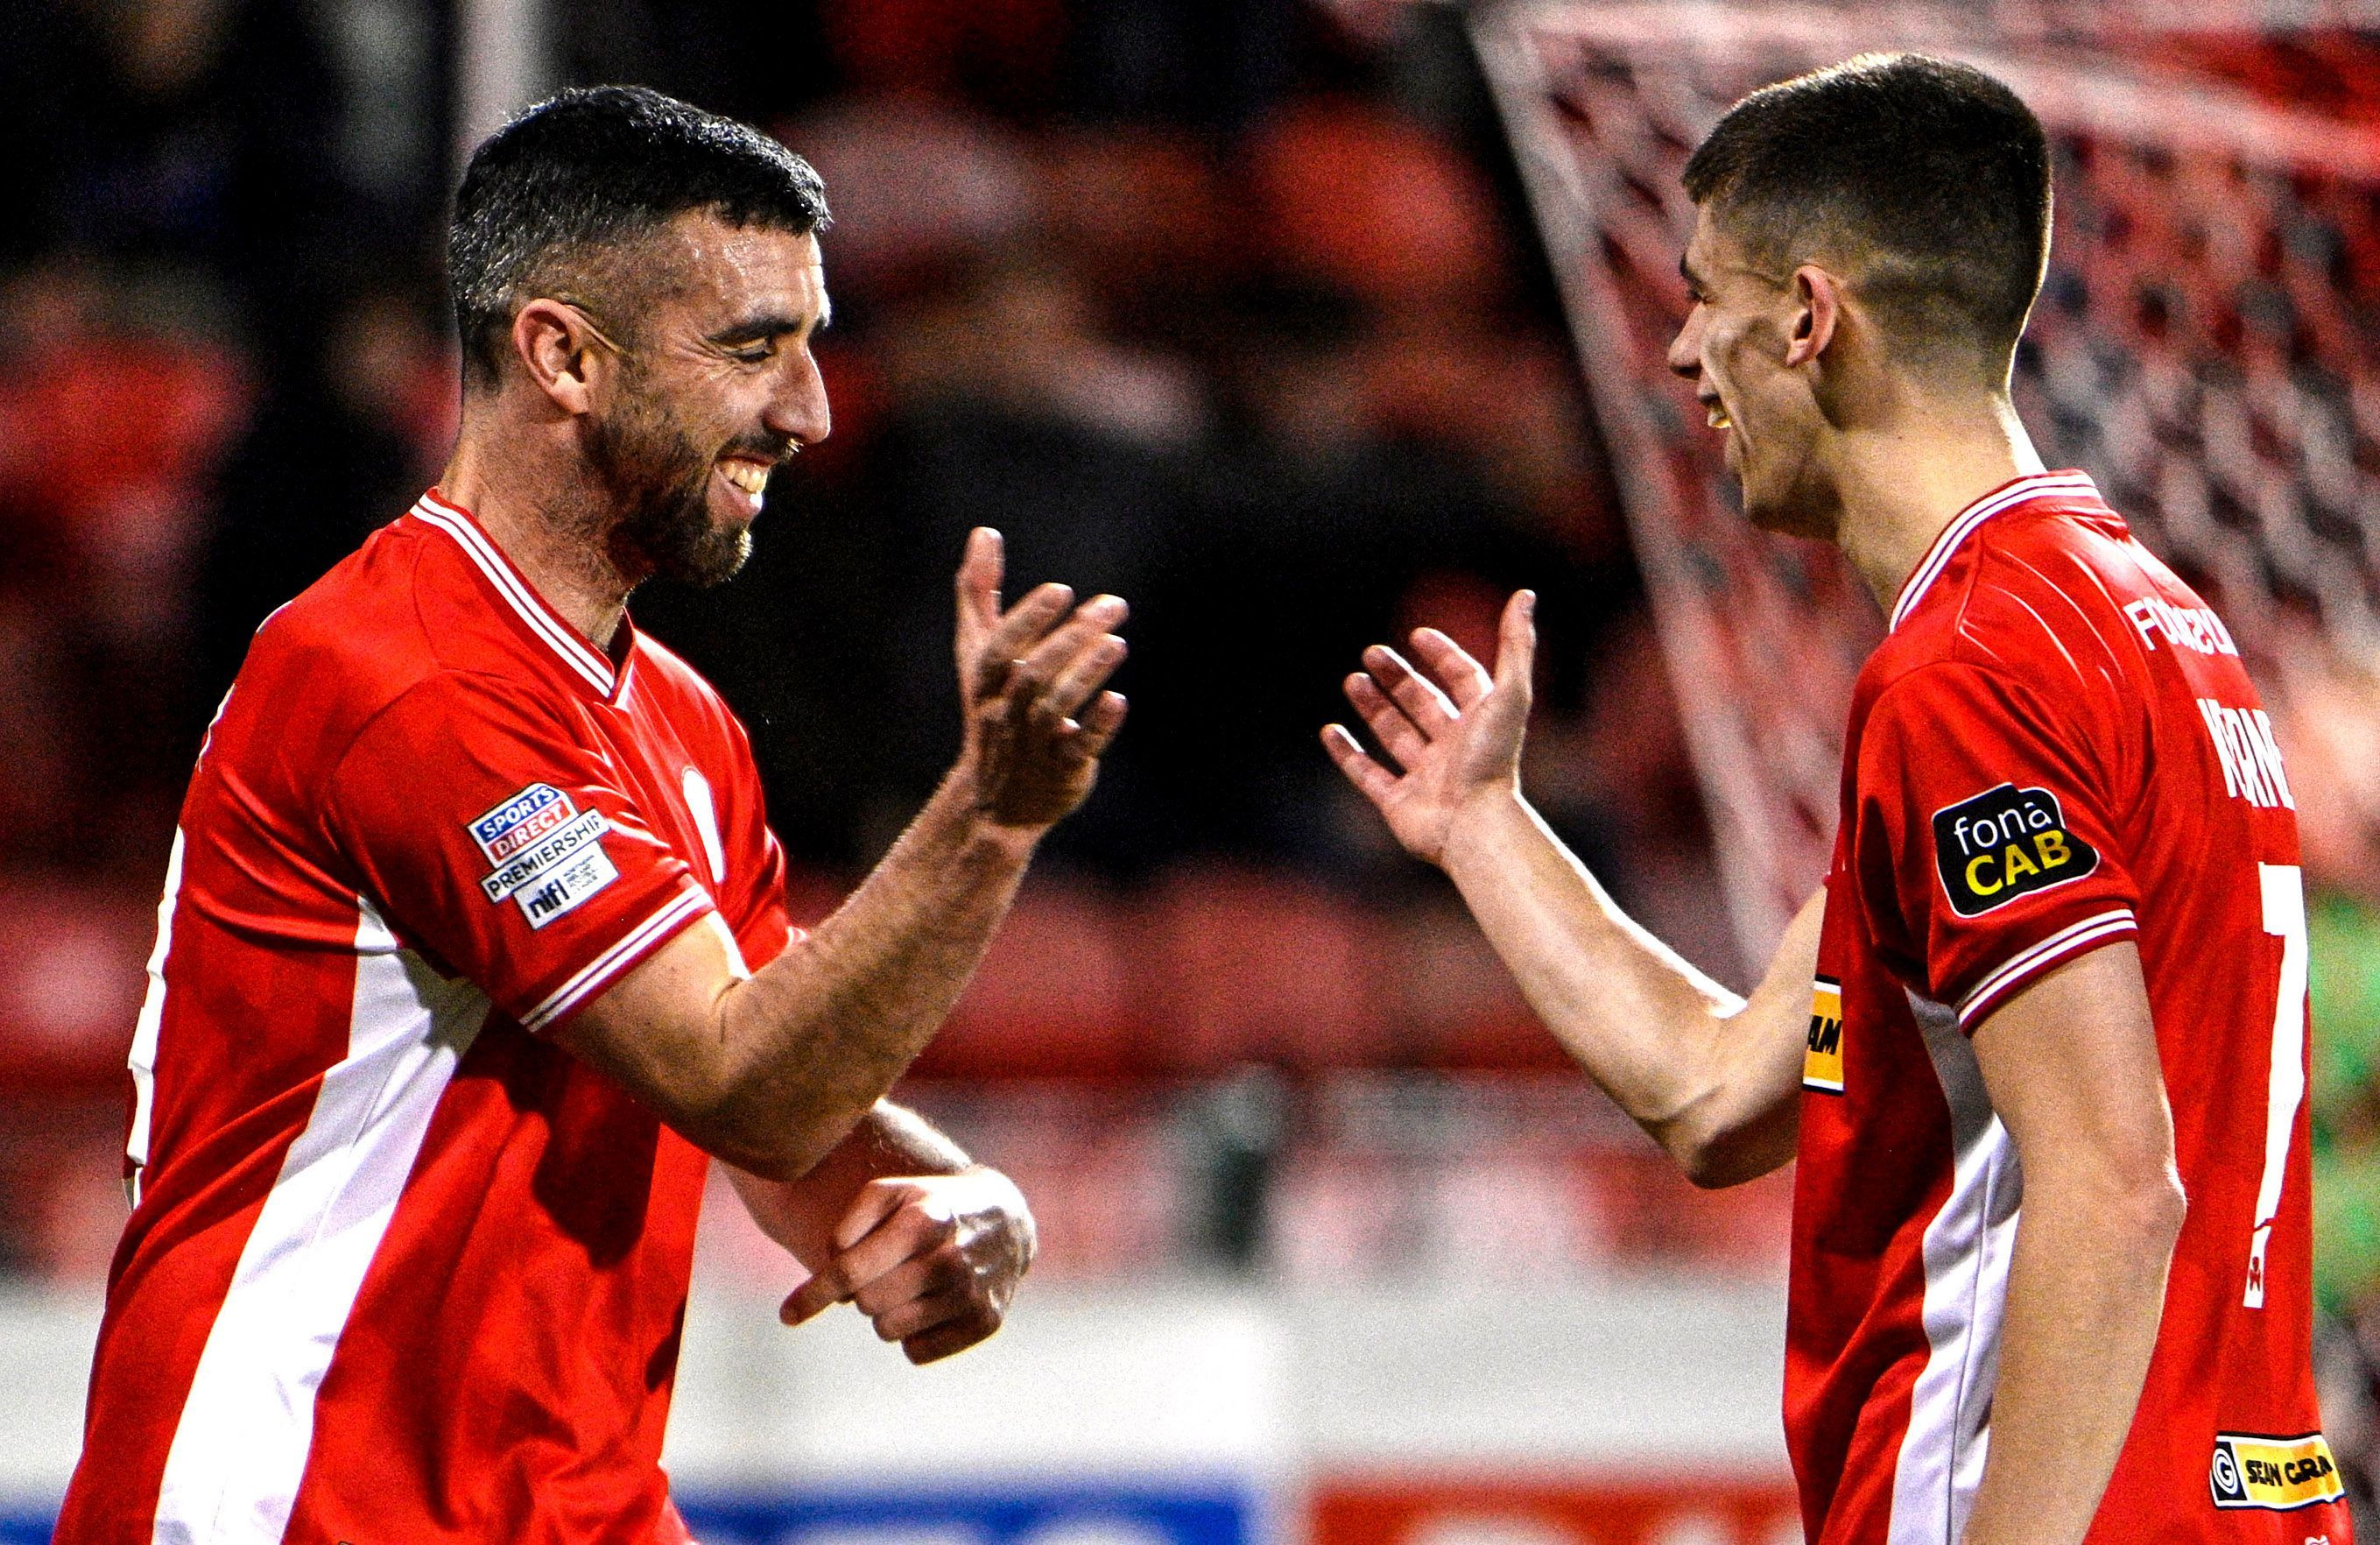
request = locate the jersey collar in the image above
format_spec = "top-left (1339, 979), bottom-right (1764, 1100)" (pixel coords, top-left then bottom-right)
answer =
top-left (1888, 469), bottom-right (2101, 632)
top-left (409, 490), bottom-right (630, 701)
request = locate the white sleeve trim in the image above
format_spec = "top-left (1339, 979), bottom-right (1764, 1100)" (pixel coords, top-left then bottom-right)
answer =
top-left (519, 883), bottom-right (714, 1033)
top-left (1955, 907), bottom-right (2138, 1029)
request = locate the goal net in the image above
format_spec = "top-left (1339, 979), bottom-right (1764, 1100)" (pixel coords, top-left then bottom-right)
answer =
top-left (1475, 2), bottom-right (2380, 964)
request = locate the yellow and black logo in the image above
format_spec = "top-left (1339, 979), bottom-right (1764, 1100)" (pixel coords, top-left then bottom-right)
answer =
top-left (1803, 976), bottom-right (1844, 1094)
top-left (1931, 783), bottom-right (2099, 918)
top-left (2208, 1431), bottom-right (2344, 1511)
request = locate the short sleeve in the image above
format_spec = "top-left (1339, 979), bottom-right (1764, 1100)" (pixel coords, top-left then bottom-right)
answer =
top-left (1854, 662), bottom-right (2141, 1031)
top-left (325, 673), bottom-right (715, 1033)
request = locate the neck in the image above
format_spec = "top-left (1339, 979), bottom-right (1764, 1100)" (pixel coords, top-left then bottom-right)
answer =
top-left (1829, 389), bottom-right (2046, 613)
top-left (438, 425), bottom-right (636, 650)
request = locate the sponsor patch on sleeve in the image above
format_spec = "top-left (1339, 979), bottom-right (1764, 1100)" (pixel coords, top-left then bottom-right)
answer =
top-left (1803, 976), bottom-right (1844, 1094)
top-left (468, 783), bottom-right (618, 929)
top-left (2209, 1431), bottom-right (2344, 1511)
top-left (1931, 783), bottom-right (2099, 918)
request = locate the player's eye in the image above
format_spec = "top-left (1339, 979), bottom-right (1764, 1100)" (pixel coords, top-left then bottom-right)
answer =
top-left (727, 342), bottom-right (776, 364)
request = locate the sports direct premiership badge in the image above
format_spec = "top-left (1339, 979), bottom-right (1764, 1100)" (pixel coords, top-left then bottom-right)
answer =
top-left (2208, 1431), bottom-right (2344, 1510)
top-left (468, 783), bottom-right (618, 929)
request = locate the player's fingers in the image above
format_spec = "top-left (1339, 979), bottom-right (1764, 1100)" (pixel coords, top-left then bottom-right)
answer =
top-left (1321, 724), bottom-right (1400, 807)
top-left (1491, 591), bottom-right (1537, 696)
top-left (902, 1307), bottom-right (1000, 1365)
top-left (1363, 645), bottom-right (1459, 735)
top-left (1408, 628), bottom-right (1494, 710)
top-left (849, 1245), bottom-right (970, 1320)
top-left (836, 1202), bottom-right (957, 1294)
top-left (1034, 632), bottom-right (1128, 727)
top-left (778, 1266), bottom-right (848, 1327)
top-left (1003, 597), bottom-right (1124, 716)
top-left (871, 1284), bottom-right (979, 1346)
top-left (1067, 691), bottom-right (1129, 761)
top-left (1344, 672), bottom-right (1428, 768)
top-left (977, 583), bottom-right (1080, 690)
top-left (954, 527), bottom-right (1003, 641)
top-left (833, 1177), bottom-right (922, 1254)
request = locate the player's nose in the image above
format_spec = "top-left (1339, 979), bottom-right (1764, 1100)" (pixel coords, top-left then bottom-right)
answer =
top-left (766, 349), bottom-right (831, 449)
top-left (1666, 309), bottom-right (1702, 379)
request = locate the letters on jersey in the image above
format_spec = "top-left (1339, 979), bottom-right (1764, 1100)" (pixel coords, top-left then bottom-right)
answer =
top-left (1930, 783), bottom-right (2098, 917)
top-left (468, 782), bottom-right (619, 928)
top-left (2208, 1431), bottom-right (2344, 1511)
top-left (1803, 976), bottom-right (1844, 1094)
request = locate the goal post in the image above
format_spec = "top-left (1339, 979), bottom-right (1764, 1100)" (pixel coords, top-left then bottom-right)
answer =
top-left (1475, 2), bottom-right (2380, 966)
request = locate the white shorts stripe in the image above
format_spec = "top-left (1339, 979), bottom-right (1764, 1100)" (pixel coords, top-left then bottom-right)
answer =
top-left (519, 885), bottom-right (713, 1033)
top-left (150, 899), bottom-right (488, 1544)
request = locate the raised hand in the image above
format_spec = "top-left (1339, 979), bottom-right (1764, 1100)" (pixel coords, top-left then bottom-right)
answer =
top-left (951, 528), bottom-right (1129, 831)
top-left (1322, 590), bottom-right (1538, 868)
top-left (777, 1168), bottom-right (1036, 1365)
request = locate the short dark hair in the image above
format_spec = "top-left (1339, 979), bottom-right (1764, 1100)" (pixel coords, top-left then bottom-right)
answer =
top-left (1682, 53), bottom-right (2052, 378)
top-left (448, 85), bottom-right (830, 386)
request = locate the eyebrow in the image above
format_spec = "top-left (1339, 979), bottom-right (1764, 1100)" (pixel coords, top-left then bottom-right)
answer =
top-left (708, 303), bottom-right (829, 346)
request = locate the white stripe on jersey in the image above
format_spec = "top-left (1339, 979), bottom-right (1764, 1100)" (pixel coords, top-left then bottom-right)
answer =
top-left (519, 883), bottom-right (711, 1033)
top-left (151, 899), bottom-right (488, 1545)
top-left (412, 496), bottom-right (618, 697)
top-left (1890, 472), bottom-right (2100, 632)
top-left (1956, 908), bottom-right (2138, 1029)
top-left (126, 828), bottom-right (189, 1208)
top-left (1889, 990), bottom-right (2023, 1542)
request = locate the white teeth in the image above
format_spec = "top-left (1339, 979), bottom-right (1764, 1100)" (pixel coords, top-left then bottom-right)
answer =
top-left (721, 462), bottom-right (770, 496)
top-left (1707, 404), bottom-right (1731, 430)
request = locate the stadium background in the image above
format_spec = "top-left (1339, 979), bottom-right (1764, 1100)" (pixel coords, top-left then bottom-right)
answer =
top-left (2, 0), bottom-right (2377, 1539)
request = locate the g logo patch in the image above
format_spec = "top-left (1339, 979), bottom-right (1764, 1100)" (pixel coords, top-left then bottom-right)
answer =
top-left (1931, 784), bottom-right (2099, 918)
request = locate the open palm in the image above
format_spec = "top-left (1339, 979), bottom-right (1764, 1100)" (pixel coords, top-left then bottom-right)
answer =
top-left (1322, 591), bottom-right (1538, 869)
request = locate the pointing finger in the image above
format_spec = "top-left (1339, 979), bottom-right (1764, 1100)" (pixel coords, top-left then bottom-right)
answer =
top-left (1407, 628), bottom-right (1493, 710)
top-left (1345, 671), bottom-right (1427, 768)
top-left (1322, 723), bottom-right (1398, 806)
top-left (779, 1266), bottom-right (847, 1327)
top-left (1363, 645), bottom-right (1459, 736)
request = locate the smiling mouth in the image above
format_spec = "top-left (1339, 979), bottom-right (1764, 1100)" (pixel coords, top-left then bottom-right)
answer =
top-left (1703, 399), bottom-right (1732, 431)
top-left (719, 460), bottom-right (771, 497)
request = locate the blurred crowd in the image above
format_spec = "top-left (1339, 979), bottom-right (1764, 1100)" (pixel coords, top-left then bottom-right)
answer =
top-left (0, 0), bottom-right (1738, 1284)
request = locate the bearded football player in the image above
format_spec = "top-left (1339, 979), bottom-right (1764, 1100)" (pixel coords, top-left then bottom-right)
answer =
top-left (1327, 53), bottom-right (2346, 1544)
top-left (60, 86), bottom-right (1129, 1543)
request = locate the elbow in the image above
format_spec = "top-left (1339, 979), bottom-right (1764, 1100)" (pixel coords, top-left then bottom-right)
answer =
top-left (1661, 1113), bottom-right (1786, 1190)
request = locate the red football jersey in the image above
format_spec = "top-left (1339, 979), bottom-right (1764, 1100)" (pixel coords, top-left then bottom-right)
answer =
top-left (1786, 471), bottom-right (2347, 1541)
top-left (58, 490), bottom-right (796, 1543)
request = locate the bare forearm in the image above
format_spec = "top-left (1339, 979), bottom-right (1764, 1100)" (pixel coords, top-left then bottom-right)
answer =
top-left (1440, 790), bottom-right (1795, 1175)
top-left (730, 1102), bottom-right (975, 1266)
top-left (1962, 1173), bottom-right (2181, 1545)
top-left (712, 776), bottom-right (1034, 1176)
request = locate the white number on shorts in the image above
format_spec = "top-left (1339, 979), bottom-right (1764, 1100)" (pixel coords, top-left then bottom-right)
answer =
top-left (2244, 863), bottom-right (2308, 1309)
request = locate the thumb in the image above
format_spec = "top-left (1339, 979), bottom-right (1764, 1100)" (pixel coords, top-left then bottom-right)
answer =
top-left (1492, 590), bottom-right (1537, 695)
top-left (779, 1265), bottom-right (846, 1327)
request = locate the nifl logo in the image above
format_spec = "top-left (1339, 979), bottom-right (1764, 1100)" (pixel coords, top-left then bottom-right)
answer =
top-left (1931, 784), bottom-right (2099, 918)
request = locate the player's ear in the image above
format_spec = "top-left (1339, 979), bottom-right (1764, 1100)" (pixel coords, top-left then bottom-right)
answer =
top-left (1785, 264), bottom-right (1842, 370)
top-left (512, 300), bottom-right (602, 416)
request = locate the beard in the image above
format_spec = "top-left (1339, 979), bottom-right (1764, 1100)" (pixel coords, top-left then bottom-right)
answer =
top-left (582, 379), bottom-right (757, 589)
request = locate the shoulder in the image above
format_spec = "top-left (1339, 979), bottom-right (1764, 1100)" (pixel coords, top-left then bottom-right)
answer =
top-left (1881, 508), bottom-right (2145, 708)
top-left (625, 631), bottom-right (750, 744)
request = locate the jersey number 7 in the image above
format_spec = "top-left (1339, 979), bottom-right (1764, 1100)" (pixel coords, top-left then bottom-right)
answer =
top-left (2244, 864), bottom-right (2307, 1311)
